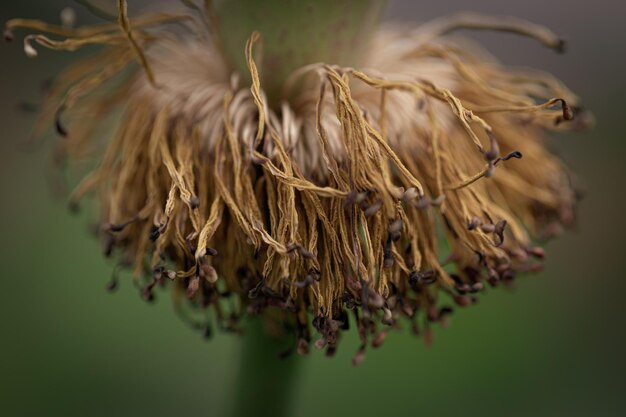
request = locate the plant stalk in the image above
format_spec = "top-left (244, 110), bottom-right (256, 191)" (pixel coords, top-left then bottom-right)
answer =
top-left (229, 318), bottom-right (300, 417)
top-left (212, 0), bottom-right (387, 106)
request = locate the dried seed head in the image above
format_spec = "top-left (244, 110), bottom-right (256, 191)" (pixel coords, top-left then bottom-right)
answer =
top-left (12, 3), bottom-right (587, 361)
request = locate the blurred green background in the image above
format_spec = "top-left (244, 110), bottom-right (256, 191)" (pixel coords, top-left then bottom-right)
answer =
top-left (1, 1), bottom-right (624, 416)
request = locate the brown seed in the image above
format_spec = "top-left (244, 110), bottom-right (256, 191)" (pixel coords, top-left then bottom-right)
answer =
top-left (484, 131), bottom-right (500, 161)
top-left (410, 270), bottom-right (437, 286)
top-left (106, 222), bottom-right (127, 233)
top-left (402, 303), bottom-right (414, 317)
top-left (454, 295), bottom-right (472, 307)
top-left (325, 345), bottom-right (337, 358)
top-left (431, 195), bottom-right (446, 206)
top-left (3, 29), bottom-right (14, 42)
top-left (528, 246), bottom-right (546, 259)
top-left (403, 187), bottom-right (419, 201)
top-left (456, 283), bottom-right (471, 294)
top-left (343, 190), bottom-right (367, 208)
top-left (368, 291), bottom-right (385, 309)
top-left (511, 248), bottom-right (529, 262)
top-left (415, 197), bottom-right (430, 210)
top-left (352, 347), bottom-right (366, 366)
top-left (354, 191), bottom-right (368, 205)
top-left (149, 225), bottom-right (160, 242)
top-left (468, 216), bottom-right (482, 230)
top-left (297, 338), bottom-right (309, 355)
top-left (372, 329), bottom-right (388, 348)
top-left (142, 288), bottom-right (155, 303)
top-left (488, 267), bottom-right (499, 280)
top-left (494, 220), bottom-right (507, 247)
top-left (388, 219), bottom-right (403, 234)
top-left (298, 247), bottom-right (316, 259)
top-left (314, 337), bottom-right (327, 350)
top-left (363, 200), bottom-right (382, 217)
top-left (423, 327), bottom-right (433, 347)
top-left (201, 264), bottom-right (218, 283)
top-left (559, 98), bottom-right (574, 120)
top-left (382, 308), bottom-right (394, 325)
top-left (288, 274), bottom-right (317, 288)
top-left (527, 263), bottom-right (544, 273)
top-left (187, 276), bottom-right (200, 298)
top-left (427, 305), bottom-right (440, 322)
top-left (105, 274), bottom-right (118, 292)
top-left (410, 321), bottom-right (420, 336)
top-left (153, 267), bottom-right (163, 280)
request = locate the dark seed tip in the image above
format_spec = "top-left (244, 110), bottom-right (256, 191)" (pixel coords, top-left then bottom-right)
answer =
top-left (203, 325), bottom-right (213, 339)
top-left (149, 225), bottom-right (160, 241)
top-left (108, 223), bottom-right (126, 233)
top-left (68, 201), bottom-right (80, 214)
top-left (105, 280), bottom-right (118, 292)
top-left (504, 151), bottom-right (522, 161)
top-left (563, 105), bottom-right (574, 121)
top-left (54, 110), bottom-right (68, 137)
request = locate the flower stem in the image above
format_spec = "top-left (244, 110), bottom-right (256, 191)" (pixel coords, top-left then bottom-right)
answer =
top-left (229, 317), bottom-right (300, 417)
top-left (213, 0), bottom-right (387, 106)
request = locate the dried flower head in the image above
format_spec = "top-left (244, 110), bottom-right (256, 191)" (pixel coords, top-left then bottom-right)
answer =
top-left (6, 1), bottom-right (590, 364)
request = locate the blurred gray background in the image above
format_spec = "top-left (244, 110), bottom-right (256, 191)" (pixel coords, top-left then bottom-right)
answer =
top-left (1, 1), bottom-right (624, 416)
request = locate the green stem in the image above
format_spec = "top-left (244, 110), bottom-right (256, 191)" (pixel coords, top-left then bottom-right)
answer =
top-left (229, 318), bottom-right (300, 417)
top-left (213, 0), bottom-right (387, 106)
